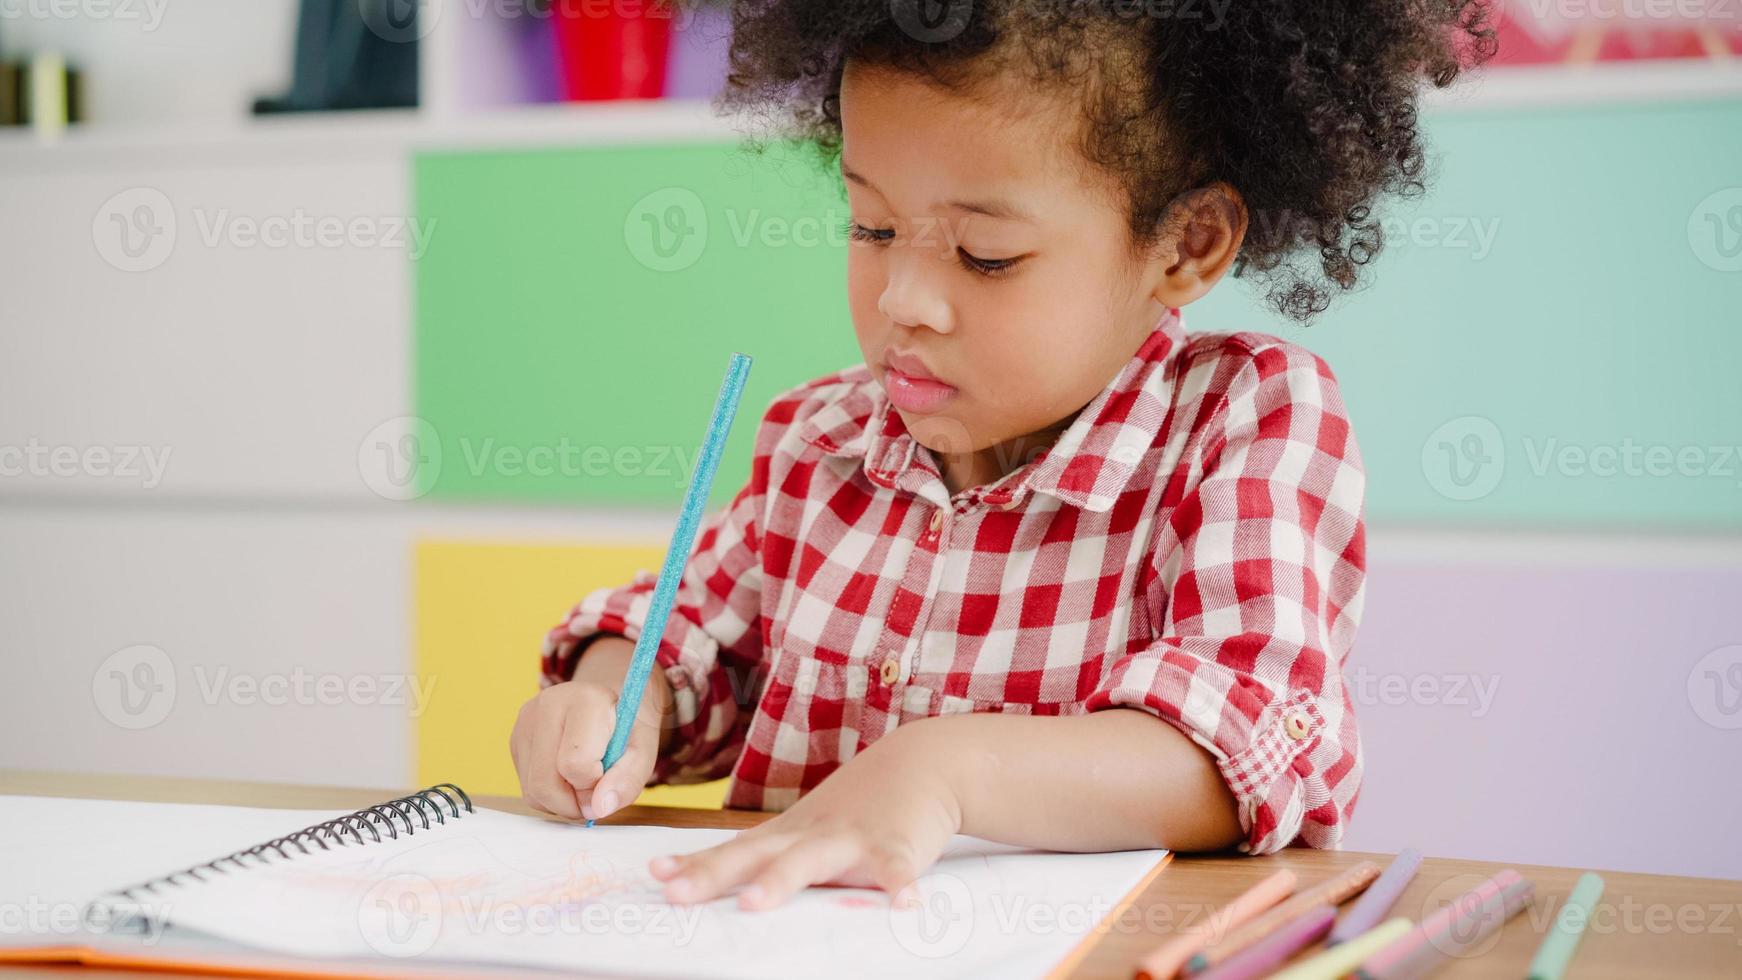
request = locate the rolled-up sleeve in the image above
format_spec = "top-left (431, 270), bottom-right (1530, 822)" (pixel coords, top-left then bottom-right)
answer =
top-left (541, 427), bottom-right (771, 786)
top-left (1085, 340), bottom-right (1366, 853)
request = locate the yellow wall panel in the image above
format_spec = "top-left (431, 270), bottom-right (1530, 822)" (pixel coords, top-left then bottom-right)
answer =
top-left (414, 539), bottom-right (728, 810)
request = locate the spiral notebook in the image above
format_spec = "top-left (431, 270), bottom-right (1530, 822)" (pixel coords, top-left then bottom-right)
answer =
top-left (0, 787), bottom-right (1170, 979)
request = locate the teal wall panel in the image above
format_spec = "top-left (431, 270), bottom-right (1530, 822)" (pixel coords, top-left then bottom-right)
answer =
top-left (1194, 97), bottom-right (1742, 528)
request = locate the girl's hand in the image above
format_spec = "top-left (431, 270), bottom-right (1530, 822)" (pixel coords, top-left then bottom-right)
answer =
top-left (510, 636), bottom-right (671, 822)
top-left (647, 721), bottom-right (962, 911)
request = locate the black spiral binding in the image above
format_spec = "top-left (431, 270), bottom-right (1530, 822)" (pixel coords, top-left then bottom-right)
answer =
top-left (85, 784), bottom-right (472, 930)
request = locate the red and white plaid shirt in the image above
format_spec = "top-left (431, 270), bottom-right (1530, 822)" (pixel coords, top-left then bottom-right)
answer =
top-left (543, 309), bottom-right (1367, 854)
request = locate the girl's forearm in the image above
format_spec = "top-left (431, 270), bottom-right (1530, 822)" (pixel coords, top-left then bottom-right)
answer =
top-left (891, 708), bottom-right (1243, 853)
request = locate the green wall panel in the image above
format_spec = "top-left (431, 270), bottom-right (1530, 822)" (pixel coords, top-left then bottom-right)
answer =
top-left (416, 98), bottom-right (1742, 527)
top-left (414, 140), bottom-right (857, 506)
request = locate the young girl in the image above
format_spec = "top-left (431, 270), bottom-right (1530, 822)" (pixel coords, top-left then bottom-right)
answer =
top-left (513, 0), bottom-right (1489, 911)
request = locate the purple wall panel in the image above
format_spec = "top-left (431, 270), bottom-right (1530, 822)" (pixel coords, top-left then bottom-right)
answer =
top-left (1340, 556), bottom-right (1742, 880)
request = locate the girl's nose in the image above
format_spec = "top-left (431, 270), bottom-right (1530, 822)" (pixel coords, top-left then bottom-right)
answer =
top-left (876, 252), bottom-right (953, 335)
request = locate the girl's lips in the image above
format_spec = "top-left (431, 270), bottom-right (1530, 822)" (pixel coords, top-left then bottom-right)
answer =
top-left (884, 366), bottom-right (959, 413)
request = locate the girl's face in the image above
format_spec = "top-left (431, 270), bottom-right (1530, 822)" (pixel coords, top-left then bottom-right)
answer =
top-left (838, 62), bottom-right (1171, 490)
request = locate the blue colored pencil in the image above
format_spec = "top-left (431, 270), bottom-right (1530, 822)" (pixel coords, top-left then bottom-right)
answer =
top-left (1329, 847), bottom-right (1422, 945)
top-left (587, 352), bottom-right (752, 827)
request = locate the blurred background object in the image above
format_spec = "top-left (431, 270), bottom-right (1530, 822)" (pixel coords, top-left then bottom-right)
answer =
top-left (0, 52), bottom-right (83, 134)
top-left (1491, 2), bottom-right (1742, 64)
top-left (551, 0), bottom-right (672, 100)
top-left (0, 0), bottom-right (1739, 878)
top-left (253, 0), bottom-right (420, 113)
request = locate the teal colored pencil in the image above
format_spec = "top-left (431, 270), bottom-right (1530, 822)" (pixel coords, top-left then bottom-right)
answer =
top-left (587, 352), bottom-right (752, 827)
top-left (1527, 872), bottom-right (1604, 980)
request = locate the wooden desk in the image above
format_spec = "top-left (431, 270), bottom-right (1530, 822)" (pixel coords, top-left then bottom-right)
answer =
top-left (4, 770), bottom-right (1738, 978)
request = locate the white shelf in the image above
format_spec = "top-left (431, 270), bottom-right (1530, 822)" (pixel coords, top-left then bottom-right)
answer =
top-left (2, 57), bottom-right (1738, 169)
top-left (0, 100), bottom-right (739, 170)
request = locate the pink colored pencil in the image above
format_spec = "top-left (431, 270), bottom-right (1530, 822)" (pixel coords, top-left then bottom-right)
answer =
top-left (1361, 876), bottom-right (1533, 980)
top-left (1133, 869), bottom-right (1297, 980)
top-left (1193, 905), bottom-right (1337, 980)
top-left (1355, 869), bottom-right (1525, 979)
top-left (1185, 862), bottom-right (1383, 975)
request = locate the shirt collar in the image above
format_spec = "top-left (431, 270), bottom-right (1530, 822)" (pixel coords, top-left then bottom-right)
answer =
top-left (798, 308), bottom-right (1187, 513)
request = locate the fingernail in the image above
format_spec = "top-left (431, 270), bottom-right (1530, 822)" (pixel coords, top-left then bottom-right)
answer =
top-left (579, 802), bottom-right (596, 820)
top-left (595, 789), bottom-right (618, 816)
top-left (650, 855), bottom-right (676, 876)
top-left (739, 885), bottom-right (766, 909)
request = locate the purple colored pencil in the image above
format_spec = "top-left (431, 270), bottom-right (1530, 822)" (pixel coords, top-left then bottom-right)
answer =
top-left (1329, 847), bottom-right (1423, 945)
top-left (1194, 905), bottom-right (1337, 980)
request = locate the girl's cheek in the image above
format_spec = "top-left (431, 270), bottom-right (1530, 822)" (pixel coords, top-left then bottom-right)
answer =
top-left (845, 248), bottom-right (886, 309)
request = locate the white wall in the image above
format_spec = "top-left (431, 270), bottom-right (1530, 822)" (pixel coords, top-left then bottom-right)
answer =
top-left (0, 112), bottom-right (415, 785)
top-left (0, 134), bottom-right (412, 500)
top-left (0, 102), bottom-right (726, 789)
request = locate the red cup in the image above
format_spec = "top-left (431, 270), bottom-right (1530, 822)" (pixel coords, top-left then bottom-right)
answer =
top-left (551, 0), bottom-right (674, 101)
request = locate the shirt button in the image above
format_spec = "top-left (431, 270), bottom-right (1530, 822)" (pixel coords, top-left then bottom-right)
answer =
top-left (879, 657), bottom-right (900, 685)
top-left (928, 510), bottom-right (944, 534)
top-left (1284, 711), bottom-right (1311, 741)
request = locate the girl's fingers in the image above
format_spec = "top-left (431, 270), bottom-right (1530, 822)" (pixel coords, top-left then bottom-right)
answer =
top-left (738, 834), bottom-right (861, 911)
top-left (556, 689), bottom-right (617, 818)
top-left (586, 724), bottom-right (657, 821)
top-left (582, 676), bottom-right (668, 820)
top-left (522, 700), bottom-right (585, 819)
top-left (649, 825), bottom-right (768, 880)
top-left (660, 832), bottom-right (789, 905)
top-left (869, 844), bottom-right (924, 909)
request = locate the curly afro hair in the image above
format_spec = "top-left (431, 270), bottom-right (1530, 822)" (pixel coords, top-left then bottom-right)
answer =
top-left (712, 0), bottom-right (1495, 322)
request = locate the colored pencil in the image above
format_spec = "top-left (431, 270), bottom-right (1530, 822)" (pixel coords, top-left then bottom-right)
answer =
top-left (1269, 917), bottom-right (1411, 980)
top-left (1185, 862), bottom-right (1382, 974)
top-left (1527, 872), bottom-right (1604, 980)
top-left (1329, 848), bottom-right (1422, 945)
top-left (588, 352), bottom-right (752, 827)
top-left (1355, 869), bottom-right (1522, 976)
top-left (1192, 905), bottom-right (1335, 980)
top-left (1357, 875), bottom-right (1533, 980)
top-left (1134, 869), bottom-right (1297, 980)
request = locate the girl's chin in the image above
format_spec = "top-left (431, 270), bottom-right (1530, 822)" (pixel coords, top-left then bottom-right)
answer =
top-left (902, 415), bottom-right (988, 457)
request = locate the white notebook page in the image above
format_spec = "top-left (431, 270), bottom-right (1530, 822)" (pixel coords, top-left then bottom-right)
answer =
top-left (3, 795), bottom-right (1165, 979)
top-left (157, 806), bottom-right (1163, 979)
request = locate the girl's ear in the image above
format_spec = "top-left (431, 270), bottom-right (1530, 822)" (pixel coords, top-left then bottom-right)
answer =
top-left (1148, 183), bottom-right (1248, 309)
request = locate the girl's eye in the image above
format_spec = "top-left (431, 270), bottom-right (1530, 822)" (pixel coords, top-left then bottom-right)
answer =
top-left (955, 249), bottom-right (1022, 279)
top-left (842, 219), bottom-right (894, 244)
top-left (841, 219), bottom-right (1025, 280)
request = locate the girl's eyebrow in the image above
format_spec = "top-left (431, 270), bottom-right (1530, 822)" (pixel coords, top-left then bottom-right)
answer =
top-left (840, 161), bottom-right (1035, 223)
